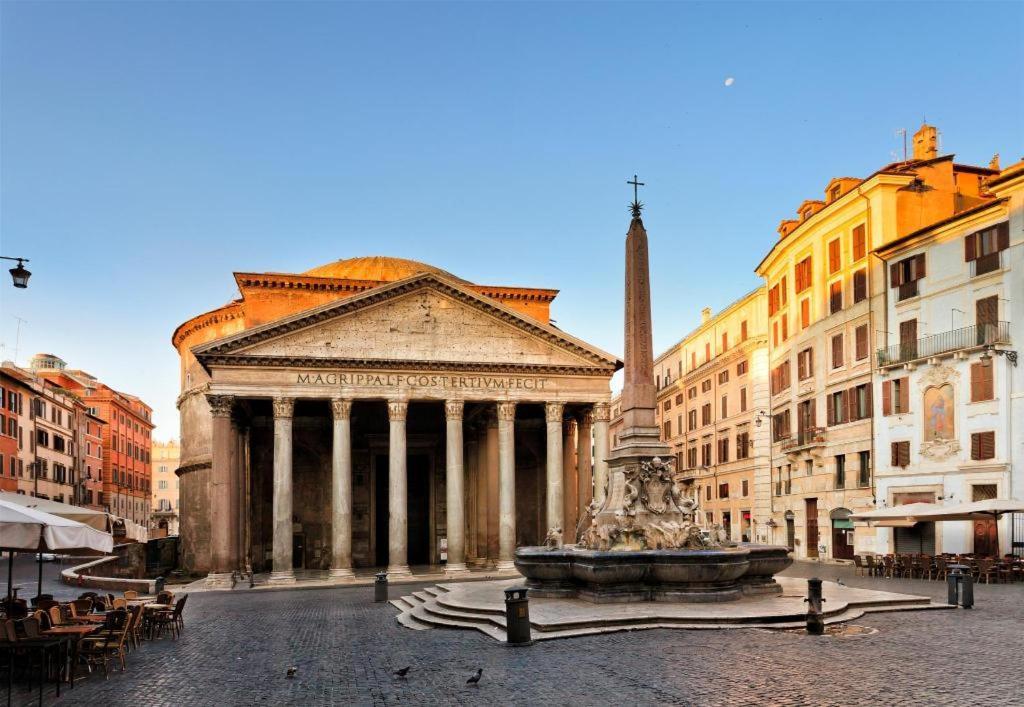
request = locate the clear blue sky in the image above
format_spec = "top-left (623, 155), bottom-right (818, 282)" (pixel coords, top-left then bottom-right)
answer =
top-left (1, 1), bottom-right (1022, 438)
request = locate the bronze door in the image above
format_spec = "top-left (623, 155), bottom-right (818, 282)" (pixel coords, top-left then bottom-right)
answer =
top-left (974, 519), bottom-right (998, 557)
top-left (805, 499), bottom-right (819, 557)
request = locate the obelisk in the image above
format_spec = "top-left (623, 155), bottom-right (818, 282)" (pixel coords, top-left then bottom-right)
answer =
top-left (609, 187), bottom-right (672, 462)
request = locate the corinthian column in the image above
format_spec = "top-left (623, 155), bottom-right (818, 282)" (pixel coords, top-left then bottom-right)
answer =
top-left (592, 402), bottom-right (611, 505)
top-left (206, 394), bottom-right (235, 588)
top-left (562, 418), bottom-right (577, 544)
top-left (495, 401), bottom-right (517, 570)
top-left (269, 397), bottom-right (296, 585)
top-left (444, 400), bottom-right (468, 575)
top-left (329, 398), bottom-right (354, 579)
top-left (544, 402), bottom-right (564, 536)
top-left (577, 410), bottom-right (594, 520)
top-left (387, 400), bottom-right (411, 577)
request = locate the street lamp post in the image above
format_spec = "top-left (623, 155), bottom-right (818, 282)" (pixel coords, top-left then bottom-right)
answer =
top-left (0, 256), bottom-right (31, 288)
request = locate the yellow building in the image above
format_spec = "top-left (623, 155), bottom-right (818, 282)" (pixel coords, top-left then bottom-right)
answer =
top-left (653, 288), bottom-right (771, 543)
top-left (151, 439), bottom-right (180, 536)
top-left (755, 124), bottom-right (998, 560)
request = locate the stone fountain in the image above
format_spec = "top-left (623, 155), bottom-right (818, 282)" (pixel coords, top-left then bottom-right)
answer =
top-left (514, 193), bottom-right (791, 603)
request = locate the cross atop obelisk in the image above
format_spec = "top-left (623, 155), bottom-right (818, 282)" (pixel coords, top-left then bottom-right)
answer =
top-left (627, 174), bottom-right (645, 218)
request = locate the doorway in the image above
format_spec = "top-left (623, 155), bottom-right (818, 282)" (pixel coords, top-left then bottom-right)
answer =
top-left (785, 512), bottom-right (795, 551)
top-left (973, 483), bottom-right (999, 556)
top-left (805, 498), bottom-right (819, 558)
top-left (372, 453), bottom-right (433, 568)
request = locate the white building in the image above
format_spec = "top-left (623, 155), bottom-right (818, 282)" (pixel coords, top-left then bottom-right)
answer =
top-left (873, 159), bottom-right (1024, 556)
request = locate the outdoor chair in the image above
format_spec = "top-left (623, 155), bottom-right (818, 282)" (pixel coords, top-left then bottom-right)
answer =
top-left (73, 598), bottom-right (94, 614)
top-left (32, 610), bottom-right (52, 631)
top-left (881, 555), bottom-right (895, 578)
top-left (48, 606), bottom-right (65, 627)
top-left (37, 599), bottom-right (59, 612)
top-left (123, 590), bottom-right (139, 601)
top-left (976, 559), bottom-right (996, 584)
top-left (29, 594), bottom-right (54, 609)
top-left (79, 609), bottom-right (130, 678)
top-left (934, 556), bottom-right (948, 581)
top-left (150, 596), bottom-right (187, 640)
top-left (864, 555), bottom-right (878, 576)
top-left (852, 556), bottom-right (866, 576)
top-left (112, 598), bottom-right (128, 610)
top-left (125, 605), bottom-right (144, 651)
top-left (155, 590), bottom-right (174, 605)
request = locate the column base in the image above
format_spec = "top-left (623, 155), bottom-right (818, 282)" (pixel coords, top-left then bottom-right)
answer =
top-left (268, 570), bottom-right (297, 585)
top-left (444, 563), bottom-right (471, 578)
top-left (470, 557), bottom-right (489, 568)
top-left (328, 567), bottom-right (355, 579)
top-left (386, 564), bottom-right (412, 578)
top-left (494, 560), bottom-right (517, 572)
top-left (205, 572), bottom-right (235, 589)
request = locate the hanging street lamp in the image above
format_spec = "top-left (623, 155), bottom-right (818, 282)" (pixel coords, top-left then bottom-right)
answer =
top-left (0, 256), bottom-right (32, 288)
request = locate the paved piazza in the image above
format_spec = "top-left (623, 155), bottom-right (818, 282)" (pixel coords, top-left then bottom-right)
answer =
top-left (16, 561), bottom-right (1021, 706)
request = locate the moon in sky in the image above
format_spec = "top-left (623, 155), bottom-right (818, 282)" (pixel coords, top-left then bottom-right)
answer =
top-left (724, 77), bottom-right (735, 87)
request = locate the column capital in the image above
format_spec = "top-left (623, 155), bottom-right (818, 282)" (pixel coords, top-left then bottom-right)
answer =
top-left (388, 400), bottom-right (408, 421)
top-left (272, 397), bottom-right (294, 419)
top-left (207, 394), bottom-right (235, 418)
top-left (445, 399), bottom-right (464, 421)
top-left (579, 409), bottom-right (594, 427)
top-left (544, 401), bottom-right (565, 423)
top-left (563, 418), bottom-right (577, 435)
top-left (496, 401), bottom-right (516, 422)
top-left (330, 398), bottom-right (353, 421)
top-left (593, 401), bottom-right (611, 422)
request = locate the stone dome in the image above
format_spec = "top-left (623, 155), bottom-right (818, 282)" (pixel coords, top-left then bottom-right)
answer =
top-left (303, 256), bottom-right (463, 282)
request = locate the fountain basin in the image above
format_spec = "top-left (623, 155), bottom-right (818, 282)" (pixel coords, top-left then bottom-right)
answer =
top-left (515, 545), bottom-right (760, 603)
top-left (737, 543), bottom-right (793, 595)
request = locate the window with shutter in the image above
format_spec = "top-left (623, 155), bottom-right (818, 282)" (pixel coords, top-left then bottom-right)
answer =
top-left (852, 224), bottom-right (866, 260)
top-left (800, 299), bottom-right (810, 328)
top-left (899, 319), bottom-right (918, 360)
top-left (971, 362), bottom-right (994, 402)
top-left (882, 380), bottom-right (892, 415)
top-left (829, 280), bottom-right (843, 314)
top-left (740, 387), bottom-right (747, 412)
top-left (781, 276), bottom-right (788, 304)
top-left (831, 334), bottom-right (844, 369)
top-left (970, 431), bottom-right (995, 460)
top-left (781, 315), bottom-right (788, 340)
top-left (855, 324), bottom-right (868, 360)
top-left (853, 269), bottom-right (867, 303)
top-left (828, 238), bottom-right (841, 274)
top-left (740, 320), bottom-right (748, 341)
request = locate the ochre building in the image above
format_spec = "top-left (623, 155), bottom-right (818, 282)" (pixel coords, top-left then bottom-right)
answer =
top-left (173, 256), bottom-right (618, 584)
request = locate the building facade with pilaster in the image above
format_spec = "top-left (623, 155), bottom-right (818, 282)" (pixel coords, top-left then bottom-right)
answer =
top-left (755, 124), bottom-right (999, 560)
top-left (653, 289), bottom-right (772, 543)
top-left (872, 158), bottom-right (1023, 556)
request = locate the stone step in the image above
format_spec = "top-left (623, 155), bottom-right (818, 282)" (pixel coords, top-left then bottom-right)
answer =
top-left (389, 598), bottom-right (419, 612)
top-left (395, 611), bottom-right (432, 631)
top-left (408, 602), bottom-right (506, 642)
top-left (421, 600), bottom-right (507, 630)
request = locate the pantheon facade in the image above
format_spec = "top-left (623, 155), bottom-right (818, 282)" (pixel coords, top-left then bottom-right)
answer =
top-left (173, 257), bottom-right (619, 585)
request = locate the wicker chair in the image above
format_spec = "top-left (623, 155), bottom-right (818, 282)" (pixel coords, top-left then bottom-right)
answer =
top-left (123, 590), bottom-right (139, 601)
top-left (79, 609), bottom-right (130, 678)
top-left (111, 598), bottom-right (128, 610)
top-left (976, 558), bottom-right (996, 584)
top-left (73, 598), bottom-right (94, 614)
top-left (150, 596), bottom-right (187, 640)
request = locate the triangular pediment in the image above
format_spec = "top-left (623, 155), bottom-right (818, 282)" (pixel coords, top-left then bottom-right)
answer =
top-left (193, 273), bottom-right (619, 373)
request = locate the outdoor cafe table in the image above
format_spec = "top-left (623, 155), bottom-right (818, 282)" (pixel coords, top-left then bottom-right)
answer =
top-left (42, 624), bottom-right (100, 688)
top-left (3, 634), bottom-right (68, 703)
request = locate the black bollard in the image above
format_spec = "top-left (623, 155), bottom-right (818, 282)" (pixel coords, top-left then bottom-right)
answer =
top-left (504, 587), bottom-right (533, 646)
top-left (960, 571), bottom-right (974, 609)
top-left (947, 564), bottom-right (968, 606)
top-left (804, 577), bottom-right (825, 635)
top-left (374, 571), bottom-right (388, 602)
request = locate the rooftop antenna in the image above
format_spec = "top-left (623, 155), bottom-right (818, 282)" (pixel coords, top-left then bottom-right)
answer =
top-left (12, 315), bottom-right (27, 365)
top-left (895, 128), bottom-right (908, 162)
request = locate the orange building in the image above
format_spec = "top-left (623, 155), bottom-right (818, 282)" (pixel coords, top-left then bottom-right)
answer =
top-left (0, 368), bottom-right (32, 493)
top-left (36, 364), bottom-right (154, 523)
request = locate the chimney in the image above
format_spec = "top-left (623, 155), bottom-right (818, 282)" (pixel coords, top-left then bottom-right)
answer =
top-left (701, 307), bottom-right (712, 324)
top-left (912, 124), bottom-right (938, 161)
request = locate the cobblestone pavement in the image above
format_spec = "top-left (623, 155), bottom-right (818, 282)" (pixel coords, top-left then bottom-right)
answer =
top-left (10, 560), bottom-right (1024, 706)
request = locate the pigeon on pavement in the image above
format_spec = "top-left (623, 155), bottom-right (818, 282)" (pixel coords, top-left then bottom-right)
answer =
top-left (286, 667), bottom-right (298, 679)
top-left (467, 668), bottom-right (483, 685)
top-left (394, 666), bottom-right (411, 678)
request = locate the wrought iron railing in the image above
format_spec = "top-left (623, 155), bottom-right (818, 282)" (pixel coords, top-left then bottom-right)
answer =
top-left (780, 427), bottom-right (826, 452)
top-left (877, 321), bottom-right (1010, 367)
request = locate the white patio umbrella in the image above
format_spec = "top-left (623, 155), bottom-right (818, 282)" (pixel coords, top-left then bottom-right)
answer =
top-left (848, 502), bottom-right (944, 525)
top-left (910, 498), bottom-right (1024, 522)
top-left (0, 490), bottom-right (108, 531)
top-left (1, 498), bottom-right (113, 599)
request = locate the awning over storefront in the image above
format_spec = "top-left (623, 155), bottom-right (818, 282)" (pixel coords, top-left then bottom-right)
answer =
top-left (850, 499), bottom-right (1024, 526)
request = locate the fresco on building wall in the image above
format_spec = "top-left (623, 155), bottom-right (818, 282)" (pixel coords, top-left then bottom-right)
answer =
top-left (923, 384), bottom-right (955, 441)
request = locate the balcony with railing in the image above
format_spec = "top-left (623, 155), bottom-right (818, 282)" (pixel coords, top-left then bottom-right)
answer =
top-left (877, 321), bottom-right (1010, 368)
top-left (779, 427), bottom-right (827, 454)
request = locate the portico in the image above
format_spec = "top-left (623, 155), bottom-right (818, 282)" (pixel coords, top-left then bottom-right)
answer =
top-left (174, 261), bottom-right (618, 584)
